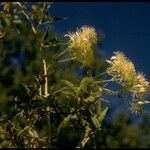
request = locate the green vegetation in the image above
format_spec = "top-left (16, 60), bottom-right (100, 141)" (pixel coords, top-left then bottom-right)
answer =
top-left (0, 2), bottom-right (149, 148)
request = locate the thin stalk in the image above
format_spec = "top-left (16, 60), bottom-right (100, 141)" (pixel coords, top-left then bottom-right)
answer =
top-left (16, 2), bottom-right (37, 34)
top-left (102, 79), bottom-right (114, 83)
top-left (103, 88), bottom-right (118, 95)
top-left (39, 86), bottom-right (42, 96)
top-left (47, 107), bottom-right (52, 148)
top-left (42, 59), bottom-right (51, 147)
top-left (55, 48), bottom-right (69, 59)
top-left (51, 87), bottom-right (66, 95)
top-left (42, 59), bottom-right (52, 148)
top-left (43, 59), bottom-right (49, 97)
top-left (93, 133), bottom-right (96, 149)
top-left (94, 72), bottom-right (106, 79)
top-left (38, 22), bottom-right (52, 147)
top-left (58, 57), bottom-right (75, 63)
top-left (0, 31), bottom-right (5, 38)
top-left (93, 81), bottom-right (102, 84)
top-left (38, 46), bottom-right (43, 96)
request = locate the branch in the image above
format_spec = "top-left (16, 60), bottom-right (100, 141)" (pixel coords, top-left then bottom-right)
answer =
top-left (43, 59), bottom-right (49, 98)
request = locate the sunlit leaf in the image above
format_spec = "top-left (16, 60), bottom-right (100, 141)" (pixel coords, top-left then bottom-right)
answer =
top-left (80, 137), bottom-right (90, 148)
top-left (61, 80), bottom-right (78, 92)
top-left (78, 125), bottom-right (91, 148)
top-left (91, 115), bottom-right (100, 128)
top-left (58, 114), bottom-right (77, 133)
top-left (42, 27), bottom-right (49, 41)
top-left (98, 107), bottom-right (108, 123)
top-left (84, 96), bottom-right (95, 103)
top-left (79, 77), bottom-right (93, 92)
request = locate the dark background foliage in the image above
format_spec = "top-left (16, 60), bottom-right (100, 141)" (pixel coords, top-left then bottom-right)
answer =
top-left (0, 2), bottom-right (149, 148)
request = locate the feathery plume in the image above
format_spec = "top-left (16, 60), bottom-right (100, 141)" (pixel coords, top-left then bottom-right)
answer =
top-left (65, 26), bottom-right (98, 67)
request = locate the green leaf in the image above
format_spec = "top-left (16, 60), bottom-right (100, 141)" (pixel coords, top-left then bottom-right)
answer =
top-left (13, 15), bottom-right (22, 24)
top-left (91, 115), bottom-right (100, 128)
top-left (80, 117), bottom-right (87, 127)
top-left (41, 39), bottom-right (67, 48)
top-left (58, 114), bottom-right (77, 133)
top-left (52, 16), bottom-right (68, 22)
top-left (77, 125), bottom-right (91, 148)
top-left (18, 126), bottom-right (30, 136)
top-left (41, 26), bottom-right (49, 42)
top-left (84, 96), bottom-right (95, 103)
top-left (61, 80), bottom-right (78, 92)
top-left (80, 137), bottom-right (90, 148)
top-left (13, 110), bottom-right (24, 121)
top-left (98, 107), bottom-right (108, 123)
top-left (79, 77), bottom-right (93, 92)
top-left (91, 107), bottom-right (108, 129)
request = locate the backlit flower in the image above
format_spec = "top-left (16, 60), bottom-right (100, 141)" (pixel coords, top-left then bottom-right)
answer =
top-left (65, 26), bottom-right (98, 67)
top-left (106, 51), bottom-right (136, 86)
top-left (106, 51), bottom-right (150, 114)
top-left (131, 73), bottom-right (149, 96)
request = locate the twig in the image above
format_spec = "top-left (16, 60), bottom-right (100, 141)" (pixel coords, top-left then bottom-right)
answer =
top-left (42, 59), bottom-right (51, 148)
top-left (55, 48), bottom-right (69, 59)
top-left (93, 72), bottom-right (106, 79)
top-left (58, 57), bottom-right (75, 63)
top-left (43, 59), bottom-right (49, 97)
top-left (103, 88), bottom-right (118, 95)
top-left (46, 107), bottom-right (52, 148)
top-left (16, 2), bottom-right (37, 35)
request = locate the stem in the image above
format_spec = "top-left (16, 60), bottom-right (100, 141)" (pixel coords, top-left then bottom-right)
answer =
top-left (0, 31), bottom-right (5, 38)
top-left (38, 22), bottom-right (52, 147)
top-left (58, 57), bottom-right (75, 63)
top-left (47, 107), bottom-right (52, 148)
top-left (39, 85), bottom-right (42, 96)
top-left (16, 2), bottom-right (37, 34)
top-left (93, 81), bottom-right (102, 84)
top-left (102, 79), bottom-right (114, 83)
top-left (43, 59), bottom-right (49, 97)
top-left (93, 133), bottom-right (96, 148)
top-left (103, 88), bottom-right (118, 95)
top-left (51, 87), bottom-right (66, 95)
top-left (42, 59), bottom-right (51, 147)
top-left (42, 58), bottom-right (51, 148)
top-left (55, 48), bottom-right (69, 59)
top-left (94, 72), bottom-right (106, 79)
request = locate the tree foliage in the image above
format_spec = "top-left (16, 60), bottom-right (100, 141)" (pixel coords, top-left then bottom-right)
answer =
top-left (0, 2), bottom-right (149, 148)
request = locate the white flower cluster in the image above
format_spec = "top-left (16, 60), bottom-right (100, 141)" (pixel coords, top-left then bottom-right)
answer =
top-left (107, 51), bottom-right (149, 113)
top-left (65, 26), bottom-right (98, 67)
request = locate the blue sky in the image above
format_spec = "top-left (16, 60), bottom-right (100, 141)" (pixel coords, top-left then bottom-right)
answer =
top-left (51, 2), bottom-right (150, 81)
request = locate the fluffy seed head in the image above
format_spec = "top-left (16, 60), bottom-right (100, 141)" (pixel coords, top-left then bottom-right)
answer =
top-left (107, 51), bottom-right (150, 112)
top-left (106, 51), bottom-right (136, 86)
top-left (131, 73), bottom-right (149, 97)
top-left (65, 26), bottom-right (98, 66)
